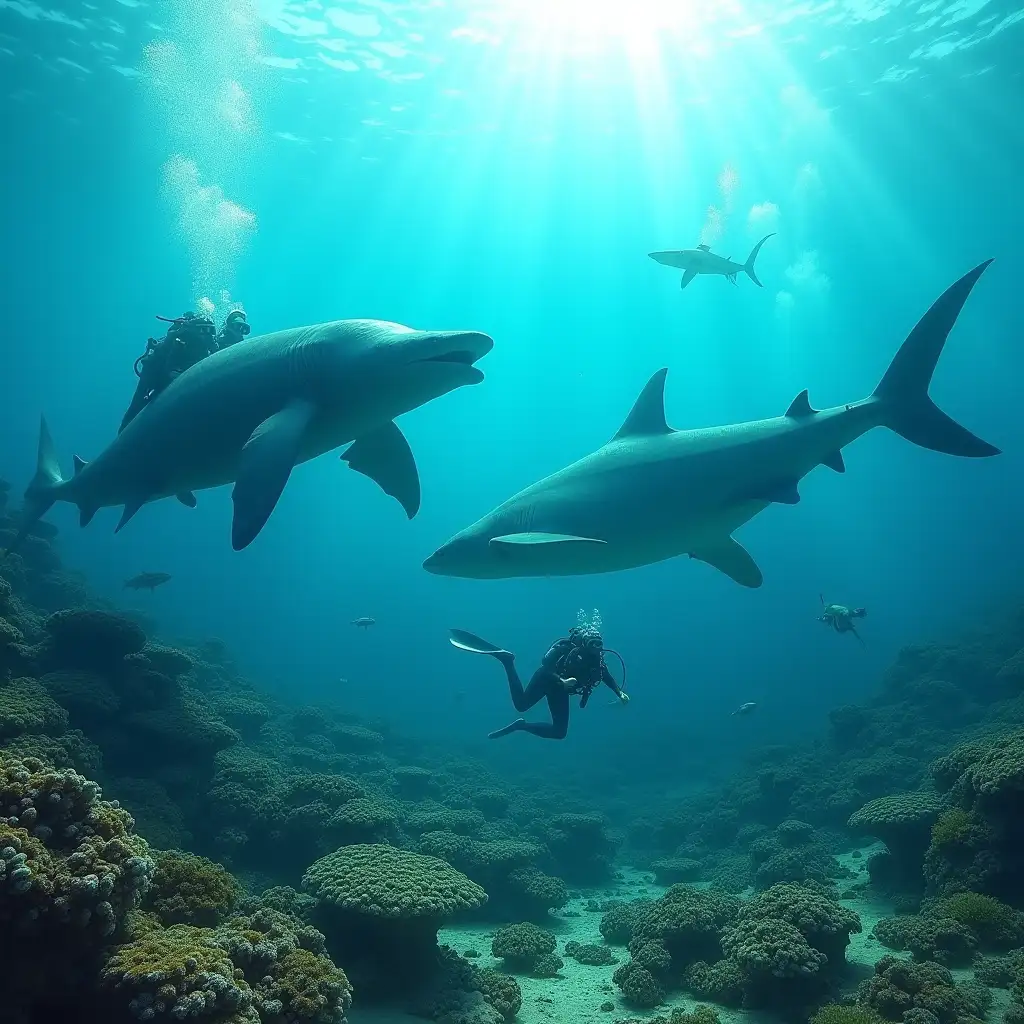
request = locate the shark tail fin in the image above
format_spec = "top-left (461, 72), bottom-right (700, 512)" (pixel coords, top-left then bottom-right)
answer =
top-left (4, 416), bottom-right (64, 558)
top-left (872, 260), bottom-right (999, 458)
top-left (743, 233), bottom-right (775, 287)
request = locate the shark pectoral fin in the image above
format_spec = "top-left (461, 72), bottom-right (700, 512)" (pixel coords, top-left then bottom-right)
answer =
top-left (690, 538), bottom-right (763, 588)
top-left (341, 420), bottom-right (421, 519)
top-left (756, 480), bottom-right (801, 504)
top-left (115, 499), bottom-right (145, 533)
top-left (821, 451), bottom-right (846, 473)
top-left (489, 532), bottom-right (607, 550)
top-left (176, 491), bottom-right (198, 508)
top-left (680, 269), bottom-right (697, 290)
top-left (231, 400), bottom-right (316, 551)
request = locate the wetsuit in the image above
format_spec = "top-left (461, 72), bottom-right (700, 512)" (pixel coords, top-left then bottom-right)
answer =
top-left (490, 636), bottom-right (624, 740)
top-left (119, 324), bottom-right (217, 433)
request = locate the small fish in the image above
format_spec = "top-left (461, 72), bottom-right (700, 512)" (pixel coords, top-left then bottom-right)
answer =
top-left (124, 571), bottom-right (172, 591)
top-left (732, 702), bottom-right (757, 716)
top-left (352, 617), bottom-right (376, 629)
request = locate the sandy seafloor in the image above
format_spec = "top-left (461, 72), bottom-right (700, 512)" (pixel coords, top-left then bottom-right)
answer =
top-left (350, 844), bottom-right (1008, 1024)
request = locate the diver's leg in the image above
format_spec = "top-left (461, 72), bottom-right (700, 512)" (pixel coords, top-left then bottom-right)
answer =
top-left (488, 682), bottom-right (569, 740)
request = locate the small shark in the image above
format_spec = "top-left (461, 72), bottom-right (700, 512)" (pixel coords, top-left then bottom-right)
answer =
top-left (649, 233), bottom-right (775, 289)
top-left (12, 320), bottom-right (492, 552)
top-left (124, 571), bottom-right (172, 591)
top-left (423, 262), bottom-right (998, 585)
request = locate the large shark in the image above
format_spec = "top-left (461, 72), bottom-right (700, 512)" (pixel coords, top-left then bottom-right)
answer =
top-left (649, 233), bottom-right (775, 289)
top-left (423, 262), bottom-right (997, 586)
top-left (15, 319), bottom-right (493, 551)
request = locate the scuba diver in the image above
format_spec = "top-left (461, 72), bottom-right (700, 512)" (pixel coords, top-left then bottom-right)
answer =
top-left (818, 595), bottom-right (867, 644)
top-left (217, 309), bottom-right (251, 349)
top-left (448, 610), bottom-right (629, 740)
top-left (119, 312), bottom-right (218, 433)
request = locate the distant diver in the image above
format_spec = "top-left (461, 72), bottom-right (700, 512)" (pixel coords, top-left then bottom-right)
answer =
top-left (649, 233), bottom-right (775, 290)
top-left (448, 609), bottom-right (628, 740)
top-left (119, 310), bottom-right (251, 434)
top-left (819, 595), bottom-right (866, 644)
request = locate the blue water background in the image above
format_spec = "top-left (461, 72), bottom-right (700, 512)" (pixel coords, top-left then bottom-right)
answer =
top-left (2, 0), bottom-right (1023, 784)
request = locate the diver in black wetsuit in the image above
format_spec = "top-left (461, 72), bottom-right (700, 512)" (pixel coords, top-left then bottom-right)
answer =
top-left (448, 615), bottom-right (629, 740)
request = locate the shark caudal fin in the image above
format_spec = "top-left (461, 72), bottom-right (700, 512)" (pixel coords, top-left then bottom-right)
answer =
top-left (743, 233), bottom-right (775, 287)
top-left (3, 416), bottom-right (64, 558)
top-left (872, 260), bottom-right (999, 458)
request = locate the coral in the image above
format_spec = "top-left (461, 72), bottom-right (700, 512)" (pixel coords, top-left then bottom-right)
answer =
top-left (849, 792), bottom-right (944, 894)
top-left (934, 892), bottom-right (1024, 949)
top-left (328, 796), bottom-right (398, 842)
top-left (531, 952), bottom-right (563, 977)
top-left (932, 808), bottom-right (975, 848)
top-left (302, 844), bottom-right (487, 996)
top-left (0, 728), bottom-right (102, 777)
top-left (149, 850), bottom-right (241, 927)
top-left (101, 924), bottom-right (259, 1022)
top-left (858, 954), bottom-right (981, 1024)
top-left (41, 669), bottom-right (120, 723)
top-left (874, 915), bottom-right (977, 965)
top-left (0, 677), bottom-right (69, 737)
top-left (811, 1006), bottom-right (884, 1024)
top-left (613, 961), bottom-right (664, 1008)
top-left (600, 899), bottom-right (651, 945)
top-left (491, 922), bottom-right (556, 970)
top-left (651, 856), bottom-right (702, 885)
top-left (628, 885), bottom-right (741, 970)
top-left (43, 608), bottom-right (147, 670)
top-left (564, 940), bottom-right (617, 965)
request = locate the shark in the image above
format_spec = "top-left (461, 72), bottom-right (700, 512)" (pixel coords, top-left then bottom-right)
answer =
top-left (423, 261), bottom-right (998, 586)
top-left (649, 233), bottom-right (775, 289)
top-left (13, 319), bottom-right (493, 552)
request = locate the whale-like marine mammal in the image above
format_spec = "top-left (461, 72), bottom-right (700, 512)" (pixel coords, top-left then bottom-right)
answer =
top-left (423, 261), bottom-right (997, 585)
top-left (649, 233), bottom-right (775, 289)
top-left (14, 319), bottom-right (493, 551)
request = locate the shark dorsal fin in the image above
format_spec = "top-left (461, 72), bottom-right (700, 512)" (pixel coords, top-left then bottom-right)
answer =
top-left (785, 390), bottom-right (817, 418)
top-left (613, 368), bottom-right (673, 440)
top-left (697, 243), bottom-right (711, 251)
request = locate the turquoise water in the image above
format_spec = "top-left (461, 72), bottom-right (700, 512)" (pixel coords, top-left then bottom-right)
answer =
top-left (1, 0), bottom-right (1022, 774)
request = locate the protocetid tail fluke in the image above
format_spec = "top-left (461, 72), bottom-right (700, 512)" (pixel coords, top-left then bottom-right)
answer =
top-left (3, 416), bottom-right (63, 558)
top-left (743, 233), bottom-right (775, 287)
top-left (873, 260), bottom-right (999, 458)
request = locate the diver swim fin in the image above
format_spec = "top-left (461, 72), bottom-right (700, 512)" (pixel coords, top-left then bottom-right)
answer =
top-left (449, 629), bottom-right (512, 659)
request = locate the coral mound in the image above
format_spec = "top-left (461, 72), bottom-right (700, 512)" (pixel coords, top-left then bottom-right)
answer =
top-left (303, 844), bottom-right (487, 996)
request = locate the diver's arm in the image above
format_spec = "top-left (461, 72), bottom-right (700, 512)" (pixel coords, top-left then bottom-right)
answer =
top-left (602, 666), bottom-right (629, 702)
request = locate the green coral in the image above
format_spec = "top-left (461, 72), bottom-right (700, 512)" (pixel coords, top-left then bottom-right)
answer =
top-left (491, 922), bottom-right (556, 970)
top-left (934, 892), bottom-right (1024, 949)
top-left (612, 961), bottom-right (664, 1008)
top-left (149, 850), bottom-right (240, 927)
top-left (932, 808), bottom-right (975, 848)
top-left (100, 923), bottom-right (257, 1022)
top-left (0, 677), bottom-right (69, 737)
top-left (874, 914), bottom-right (977, 965)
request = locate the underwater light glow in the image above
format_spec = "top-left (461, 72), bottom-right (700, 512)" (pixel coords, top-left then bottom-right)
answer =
top-left (494, 0), bottom-right (715, 54)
